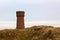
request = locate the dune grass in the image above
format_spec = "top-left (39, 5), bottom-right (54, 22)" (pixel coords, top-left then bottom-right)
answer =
top-left (0, 26), bottom-right (60, 40)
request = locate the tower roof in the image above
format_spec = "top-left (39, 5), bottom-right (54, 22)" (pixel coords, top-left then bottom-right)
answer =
top-left (16, 11), bottom-right (25, 17)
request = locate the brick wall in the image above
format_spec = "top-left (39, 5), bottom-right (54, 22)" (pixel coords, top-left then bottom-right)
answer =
top-left (16, 11), bottom-right (25, 29)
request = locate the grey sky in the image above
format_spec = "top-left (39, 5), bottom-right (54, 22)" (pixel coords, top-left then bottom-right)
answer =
top-left (0, 0), bottom-right (60, 29)
top-left (0, 0), bottom-right (60, 21)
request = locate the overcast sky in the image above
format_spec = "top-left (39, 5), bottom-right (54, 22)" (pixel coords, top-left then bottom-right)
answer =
top-left (0, 0), bottom-right (60, 29)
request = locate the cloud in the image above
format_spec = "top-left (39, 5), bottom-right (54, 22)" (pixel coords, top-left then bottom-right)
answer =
top-left (0, 0), bottom-right (60, 30)
top-left (0, 21), bottom-right (16, 30)
top-left (0, 0), bottom-right (60, 21)
top-left (25, 20), bottom-right (60, 27)
top-left (0, 20), bottom-right (60, 30)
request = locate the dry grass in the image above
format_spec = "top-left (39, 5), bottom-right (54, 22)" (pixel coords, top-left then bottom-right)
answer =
top-left (0, 25), bottom-right (60, 40)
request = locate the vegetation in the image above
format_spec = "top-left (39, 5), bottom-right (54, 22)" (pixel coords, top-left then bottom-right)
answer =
top-left (0, 25), bottom-right (60, 40)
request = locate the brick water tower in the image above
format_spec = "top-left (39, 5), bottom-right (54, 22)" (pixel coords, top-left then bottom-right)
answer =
top-left (16, 11), bottom-right (25, 29)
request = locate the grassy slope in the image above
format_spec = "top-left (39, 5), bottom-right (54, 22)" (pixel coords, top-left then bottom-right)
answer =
top-left (0, 26), bottom-right (60, 40)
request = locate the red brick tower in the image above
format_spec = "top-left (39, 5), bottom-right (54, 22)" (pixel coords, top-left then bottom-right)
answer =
top-left (16, 11), bottom-right (25, 29)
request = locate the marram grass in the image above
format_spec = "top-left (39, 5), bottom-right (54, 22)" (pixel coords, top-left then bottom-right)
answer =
top-left (0, 25), bottom-right (60, 40)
